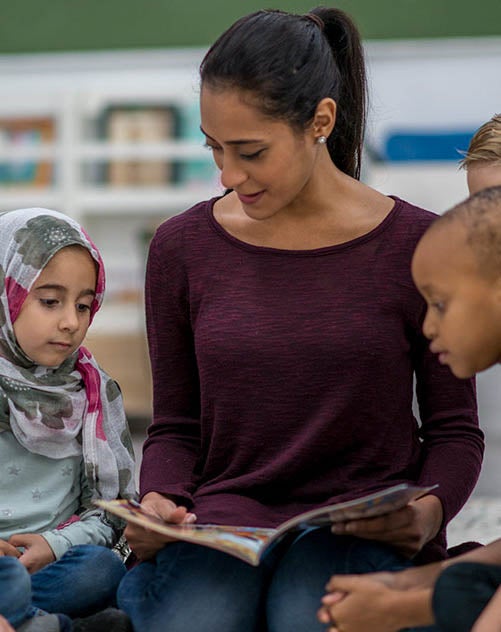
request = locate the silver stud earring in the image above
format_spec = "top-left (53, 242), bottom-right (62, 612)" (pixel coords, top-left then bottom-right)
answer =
top-left (316, 135), bottom-right (327, 144)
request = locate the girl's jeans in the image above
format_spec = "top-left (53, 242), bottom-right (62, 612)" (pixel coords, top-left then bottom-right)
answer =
top-left (0, 544), bottom-right (126, 627)
top-left (118, 525), bottom-right (437, 632)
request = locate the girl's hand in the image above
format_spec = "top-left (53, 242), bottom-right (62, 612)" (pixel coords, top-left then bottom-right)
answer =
top-left (125, 491), bottom-right (197, 561)
top-left (0, 615), bottom-right (15, 632)
top-left (0, 539), bottom-right (21, 558)
top-left (331, 494), bottom-right (443, 557)
top-left (9, 533), bottom-right (55, 574)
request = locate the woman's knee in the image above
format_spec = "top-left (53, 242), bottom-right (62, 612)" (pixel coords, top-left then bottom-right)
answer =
top-left (118, 545), bottom-right (265, 632)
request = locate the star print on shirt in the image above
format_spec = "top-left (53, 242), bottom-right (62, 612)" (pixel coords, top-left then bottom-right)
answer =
top-left (7, 465), bottom-right (21, 476)
top-left (61, 466), bottom-right (73, 477)
top-left (32, 489), bottom-right (43, 502)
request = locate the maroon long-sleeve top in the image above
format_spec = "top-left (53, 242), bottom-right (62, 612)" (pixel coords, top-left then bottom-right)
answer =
top-left (141, 195), bottom-right (484, 562)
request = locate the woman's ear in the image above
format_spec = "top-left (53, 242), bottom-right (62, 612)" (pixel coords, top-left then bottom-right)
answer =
top-left (312, 97), bottom-right (336, 141)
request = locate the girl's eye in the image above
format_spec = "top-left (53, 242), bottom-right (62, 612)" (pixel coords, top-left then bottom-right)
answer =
top-left (40, 299), bottom-right (58, 308)
top-left (77, 303), bottom-right (92, 313)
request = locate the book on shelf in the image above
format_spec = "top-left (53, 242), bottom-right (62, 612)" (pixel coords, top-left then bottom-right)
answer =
top-left (0, 117), bottom-right (55, 187)
top-left (100, 105), bottom-right (179, 186)
top-left (96, 482), bottom-right (437, 567)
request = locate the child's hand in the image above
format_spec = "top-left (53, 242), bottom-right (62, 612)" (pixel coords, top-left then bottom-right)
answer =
top-left (318, 575), bottom-right (428, 632)
top-left (330, 495), bottom-right (443, 557)
top-left (0, 615), bottom-right (15, 632)
top-left (9, 533), bottom-right (55, 574)
top-left (0, 538), bottom-right (21, 558)
top-left (125, 491), bottom-right (197, 561)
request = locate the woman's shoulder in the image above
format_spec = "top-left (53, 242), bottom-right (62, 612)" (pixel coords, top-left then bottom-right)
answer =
top-left (390, 196), bottom-right (440, 241)
top-left (153, 196), bottom-right (219, 245)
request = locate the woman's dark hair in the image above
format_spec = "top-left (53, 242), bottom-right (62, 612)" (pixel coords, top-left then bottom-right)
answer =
top-left (200, 7), bottom-right (367, 179)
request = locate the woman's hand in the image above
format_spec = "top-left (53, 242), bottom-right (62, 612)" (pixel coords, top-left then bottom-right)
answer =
top-left (9, 533), bottom-right (55, 574)
top-left (125, 491), bottom-right (197, 561)
top-left (331, 494), bottom-right (444, 557)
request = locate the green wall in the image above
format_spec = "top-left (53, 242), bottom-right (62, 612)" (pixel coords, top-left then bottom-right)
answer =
top-left (1, 0), bottom-right (500, 53)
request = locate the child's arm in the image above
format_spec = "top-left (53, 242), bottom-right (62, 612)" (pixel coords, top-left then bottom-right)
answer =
top-left (318, 575), bottom-right (434, 631)
top-left (319, 539), bottom-right (501, 631)
top-left (39, 469), bottom-right (119, 561)
top-left (7, 533), bottom-right (54, 574)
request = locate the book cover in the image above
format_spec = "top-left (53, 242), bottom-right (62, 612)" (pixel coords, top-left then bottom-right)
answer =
top-left (96, 483), bottom-right (437, 566)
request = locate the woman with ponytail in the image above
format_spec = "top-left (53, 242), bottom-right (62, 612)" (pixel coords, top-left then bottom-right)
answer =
top-left (117, 8), bottom-right (482, 631)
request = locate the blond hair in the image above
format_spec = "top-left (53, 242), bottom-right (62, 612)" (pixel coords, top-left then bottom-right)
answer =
top-left (460, 114), bottom-right (501, 170)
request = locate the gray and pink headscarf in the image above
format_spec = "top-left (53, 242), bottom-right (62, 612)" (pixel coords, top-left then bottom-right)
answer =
top-left (0, 207), bottom-right (136, 505)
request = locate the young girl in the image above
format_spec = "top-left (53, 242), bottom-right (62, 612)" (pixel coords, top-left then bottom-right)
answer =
top-left (0, 208), bottom-right (136, 631)
top-left (117, 8), bottom-right (482, 632)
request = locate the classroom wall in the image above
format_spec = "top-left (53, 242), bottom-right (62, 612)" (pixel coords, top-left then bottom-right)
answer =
top-left (2, 0), bottom-right (501, 53)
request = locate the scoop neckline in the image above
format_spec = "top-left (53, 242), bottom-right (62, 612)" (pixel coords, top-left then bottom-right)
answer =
top-left (205, 194), bottom-right (403, 256)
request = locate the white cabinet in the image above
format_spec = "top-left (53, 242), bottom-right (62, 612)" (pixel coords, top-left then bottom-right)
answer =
top-left (0, 49), bottom-right (219, 417)
top-left (0, 48), bottom-right (219, 305)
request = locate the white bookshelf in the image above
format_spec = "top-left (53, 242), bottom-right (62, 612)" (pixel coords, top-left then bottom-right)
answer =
top-left (0, 49), bottom-right (221, 416)
top-left (0, 48), bottom-right (220, 317)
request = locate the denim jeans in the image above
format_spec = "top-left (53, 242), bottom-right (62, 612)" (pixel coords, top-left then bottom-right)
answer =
top-left (118, 526), bottom-right (429, 632)
top-left (0, 544), bottom-right (126, 627)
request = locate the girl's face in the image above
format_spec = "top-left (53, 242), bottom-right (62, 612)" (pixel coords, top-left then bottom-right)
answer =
top-left (200, 85), bottom-right (321, 220)
top-left (13, 246), bottom-right (97, 367)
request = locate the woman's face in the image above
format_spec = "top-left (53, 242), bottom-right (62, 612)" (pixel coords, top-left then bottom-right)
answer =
top-left (200, 85), bottom-right (322, 220)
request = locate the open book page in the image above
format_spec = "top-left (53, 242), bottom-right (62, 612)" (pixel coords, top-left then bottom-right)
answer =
top-left (273, 483), bottom-right (438, 538)
top-left (95, 483), bottom-right (437, 567)
top-left (95, 498), bottom-right (275, 565)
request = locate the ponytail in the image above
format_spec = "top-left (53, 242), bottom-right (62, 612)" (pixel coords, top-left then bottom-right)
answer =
top-left (311, 7), bottom-right (367, 179)
top-left (200, 6), bottom-right (367, 179)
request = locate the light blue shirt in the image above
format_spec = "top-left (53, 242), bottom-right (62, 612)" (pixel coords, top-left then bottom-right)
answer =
top-left (0, 429), bottom-right (116, 558)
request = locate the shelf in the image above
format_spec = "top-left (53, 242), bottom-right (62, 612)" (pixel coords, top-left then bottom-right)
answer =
top-left (79, 184), bottom-right (219, 214)
top-left (79, 141), bottom-right (210, 161)
top-left (0, 189), bottom-right (62, 210)
top-left (0, 143), bottom-right (57, 161)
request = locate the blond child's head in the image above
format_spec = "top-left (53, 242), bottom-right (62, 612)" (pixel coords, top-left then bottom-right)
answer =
top-left (411, 186), bottom-right (501, 379)
top-left (461, 114), bottom-right (501, 194)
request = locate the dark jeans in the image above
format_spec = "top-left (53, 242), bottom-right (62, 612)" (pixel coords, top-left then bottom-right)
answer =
top-left (0, 545), bottom-right (126, 627)
top-left (118, 526), bottom-right (426, 632)
top-left (433, 562), bottom-right (501, 631)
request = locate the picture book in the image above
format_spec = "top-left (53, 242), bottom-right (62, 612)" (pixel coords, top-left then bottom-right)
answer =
top-left (96, 483), bottom-right (437, 566)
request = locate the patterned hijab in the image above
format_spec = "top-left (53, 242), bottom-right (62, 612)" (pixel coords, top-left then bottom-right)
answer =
top-left (0, 208), bottom-right (136, 503)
